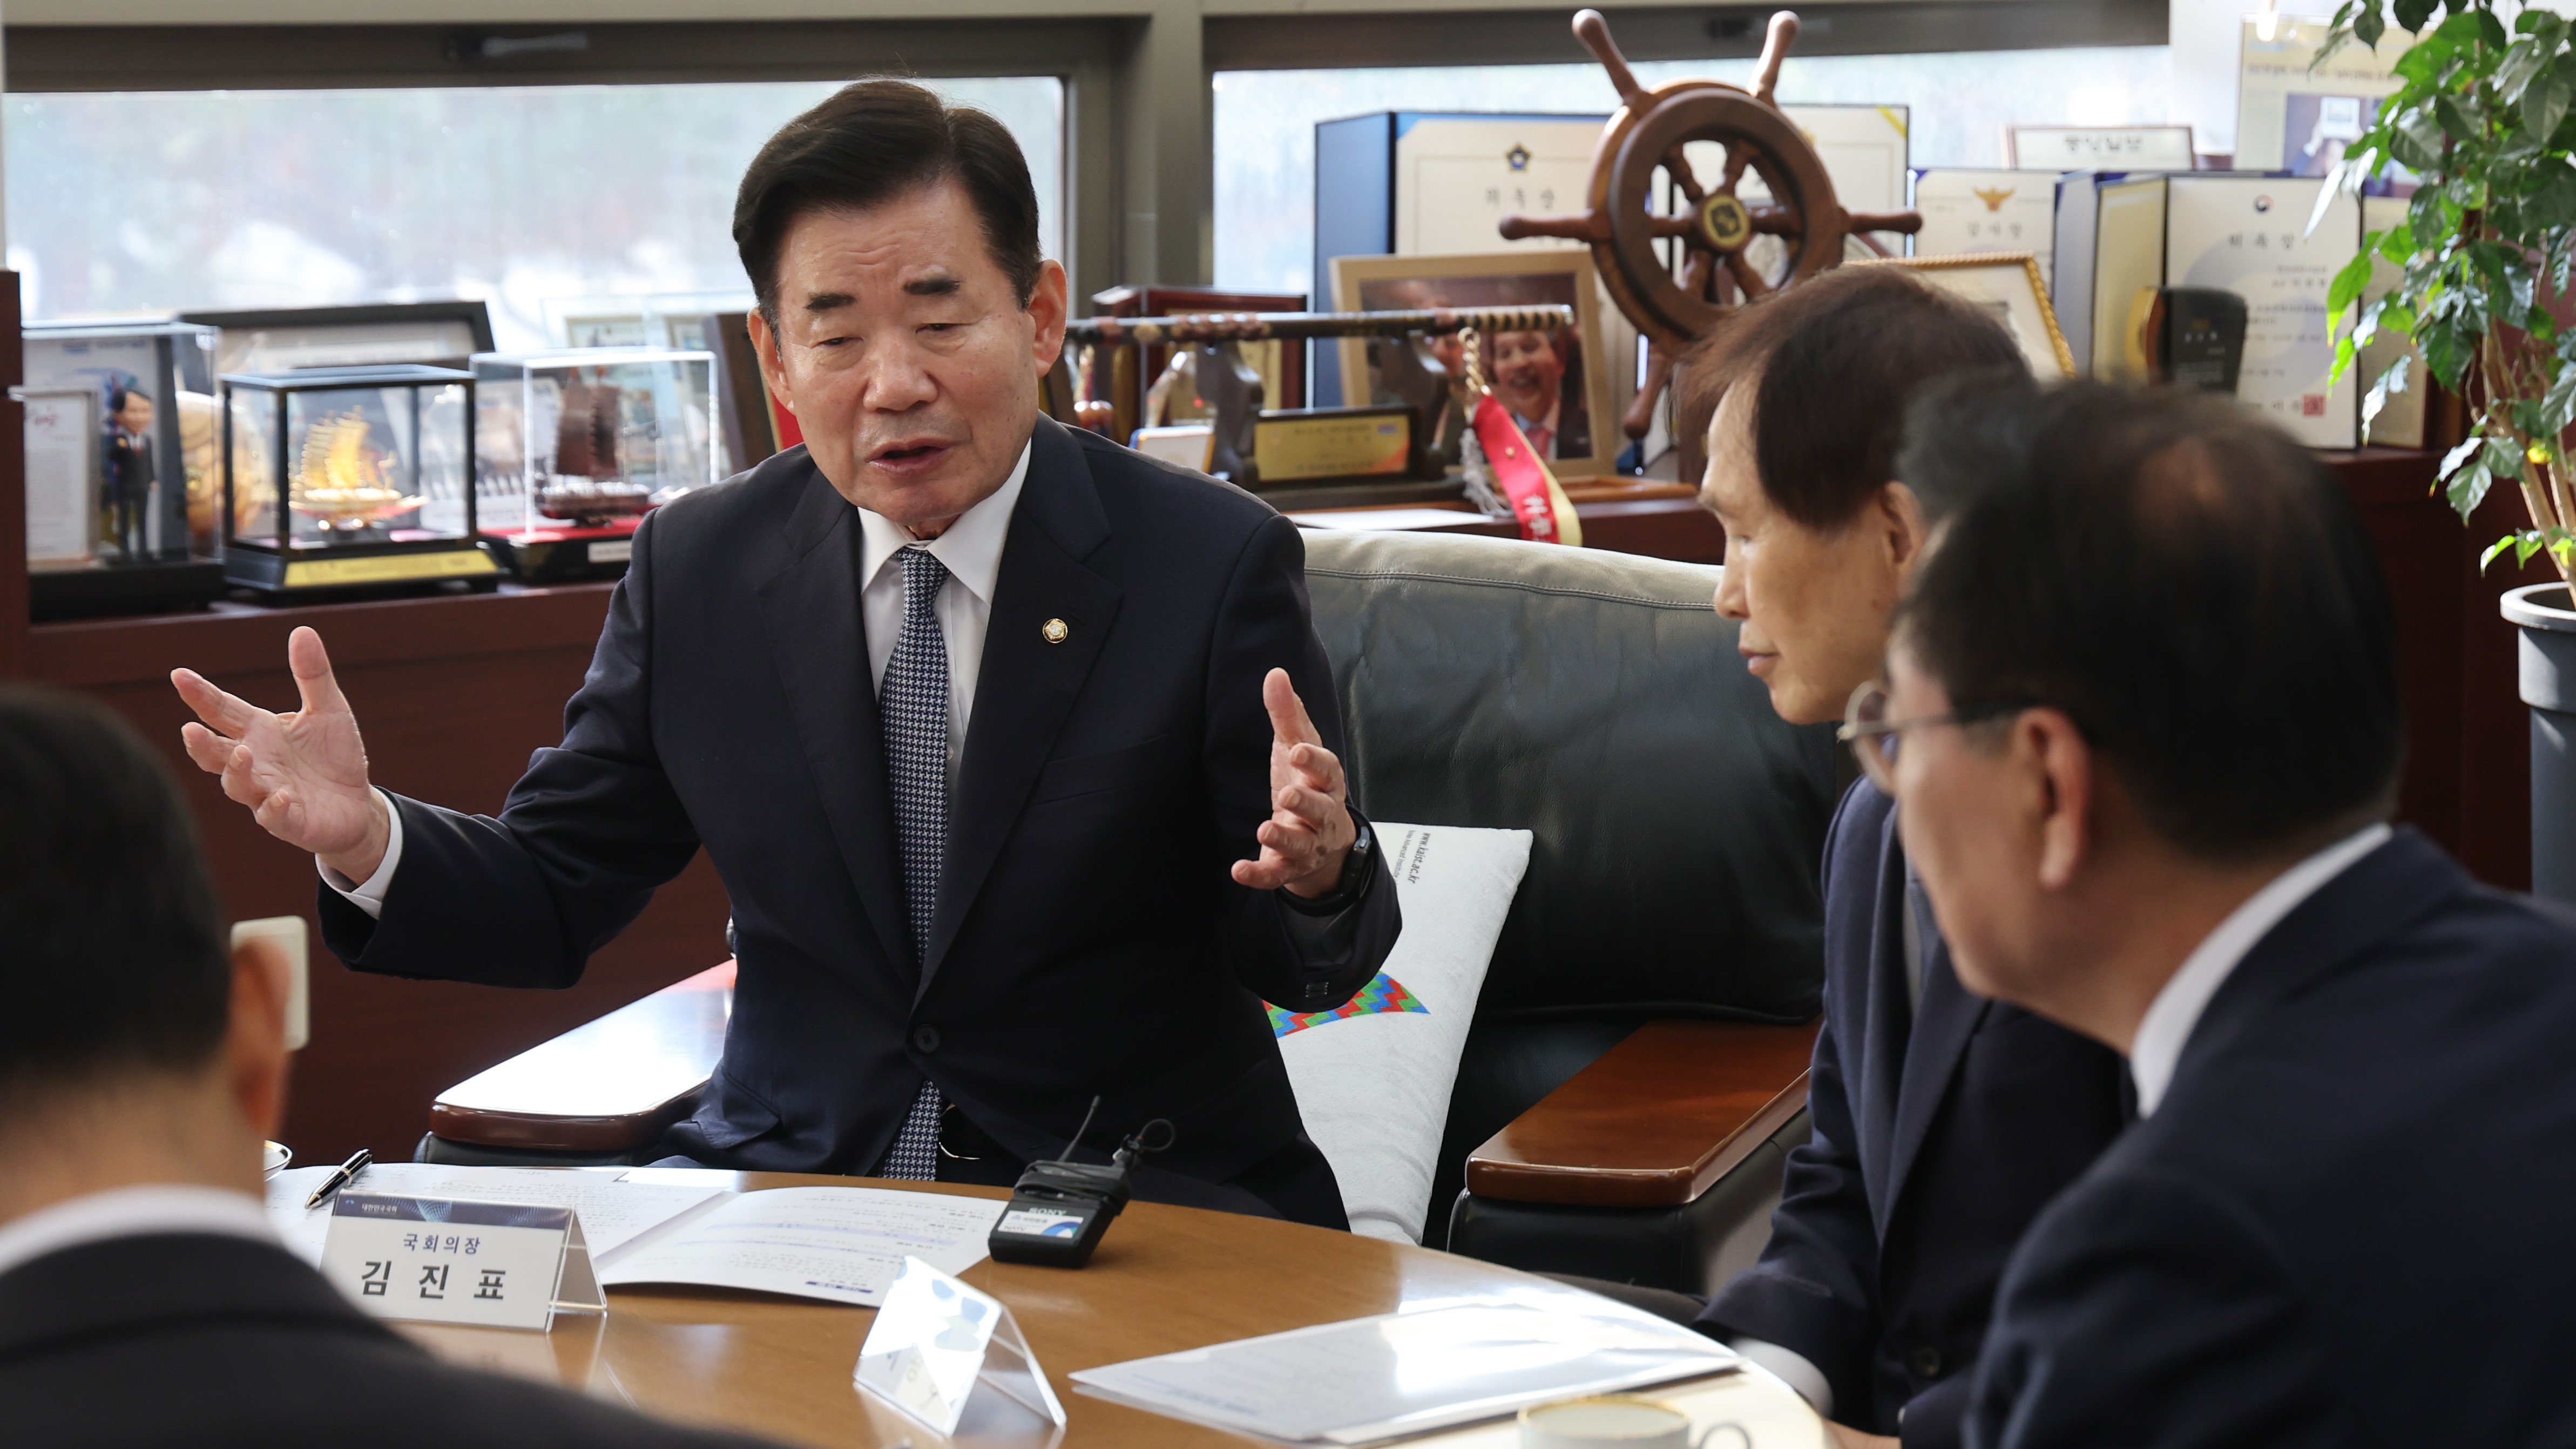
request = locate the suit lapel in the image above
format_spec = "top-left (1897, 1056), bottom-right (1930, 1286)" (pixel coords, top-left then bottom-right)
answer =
top-left (926, 419), bottom-right (1123, 991)
top-left (1854, 801), bottom-right (1917, 1213)
top-left (755, 458), bottom-right (915, 980)
top-left (1878, 935), bottom-right (1987, 1238)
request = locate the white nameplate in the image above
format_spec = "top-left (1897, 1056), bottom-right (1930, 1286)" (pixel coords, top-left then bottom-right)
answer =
top-left (855, 1256), bottom-right (1065, 1436)
top-left (586, 538), bottom-right (634, 564)
top-left (320, 1193), bottom-right (605, 1332)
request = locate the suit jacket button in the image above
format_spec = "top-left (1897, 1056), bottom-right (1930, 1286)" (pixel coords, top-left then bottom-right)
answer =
top-left (1910, 1346), bottom-right (1943, 1379)
top-left (912, 1025), bottom-right (942, 1054)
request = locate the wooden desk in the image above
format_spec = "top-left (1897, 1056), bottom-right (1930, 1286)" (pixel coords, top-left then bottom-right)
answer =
top-left (414, 1172), bottom-right (1824, 1448)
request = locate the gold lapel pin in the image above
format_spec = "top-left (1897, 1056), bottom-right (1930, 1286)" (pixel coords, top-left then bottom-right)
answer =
top-left (1041, 618), bottom-right (1070, 644)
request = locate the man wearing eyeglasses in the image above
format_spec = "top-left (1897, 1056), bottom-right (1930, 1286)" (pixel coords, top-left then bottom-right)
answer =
top-left (1888, 381), bottom-right (2576, 1446)
top-left (1682, 272), bottom-right (2127, 1449)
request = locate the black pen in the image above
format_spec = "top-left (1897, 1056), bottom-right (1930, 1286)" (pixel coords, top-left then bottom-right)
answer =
top-left (303, 1148), bottom-right (374, 1209)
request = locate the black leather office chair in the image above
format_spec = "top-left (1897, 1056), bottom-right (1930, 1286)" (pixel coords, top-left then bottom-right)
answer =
top-left (1301, 527), bottom-right (1839, 1295)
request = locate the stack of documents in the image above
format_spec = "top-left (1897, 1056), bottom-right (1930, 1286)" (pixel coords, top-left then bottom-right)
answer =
top-left (264, 1165), bottom-right (1004, 1307)
top-left (1071, 1297), bottom-right (1739, 1444)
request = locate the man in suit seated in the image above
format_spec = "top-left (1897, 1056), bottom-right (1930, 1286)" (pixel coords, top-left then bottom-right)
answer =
top-left (0, 687), bottom-right (783, 1447)
top-left (1681, 269), bottom-right (2129, 1449)
top-left (169, 80), bottom-right (1398, 1225)
top-left (1875, 382), bottom-right (2576, 1446)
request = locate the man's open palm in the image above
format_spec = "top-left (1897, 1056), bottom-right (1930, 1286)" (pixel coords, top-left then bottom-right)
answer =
top-left (173, 626), bottom-right (389, 879)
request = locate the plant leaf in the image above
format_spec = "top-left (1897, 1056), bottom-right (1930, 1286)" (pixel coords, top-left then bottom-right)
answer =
top-left (2328, 246), bottom-right (2379, 315)
top-left (2411, 188), bottom-right (2455, 250)
top-left (2442, 432), bottom-right (2490, 480)
top-left (2451, 459), bottom-right (2496, 516)
top-left (2486, 534), bottom-right (2522, 571)
top-left (2529, 66), bottom-right (2573, 143)
top-left (2436, 91), bottom-right (2480, 144)
top-left (2521, 532), bottom-right (2547, 565)
top-left (2544, 360), bottom-right (2576, 438)
top-left (2380, 224), bottom-right (2417, 265)
top-left (2501, 35), bottom-right (2552, 102)
top-left (2364, 353), bottom-right (2413, 438)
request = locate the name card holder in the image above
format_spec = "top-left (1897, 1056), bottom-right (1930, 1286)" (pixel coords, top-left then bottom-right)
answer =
top-left (319, 1194), bottom-right (606, 1332)
top-left (856, 1257), bottom-right (1066, 1437)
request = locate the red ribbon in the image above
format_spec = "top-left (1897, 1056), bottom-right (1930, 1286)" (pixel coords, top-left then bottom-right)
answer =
top-left (1470, 392), bottom-right (1570, 544)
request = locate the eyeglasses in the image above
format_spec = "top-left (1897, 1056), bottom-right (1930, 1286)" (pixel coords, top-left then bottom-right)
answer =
top-left (1837, 680), bottom-right (2031, 794)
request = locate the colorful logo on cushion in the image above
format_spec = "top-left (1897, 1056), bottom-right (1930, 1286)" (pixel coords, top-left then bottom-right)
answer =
top-left (1266, 971), bottom-right (1426, 1037)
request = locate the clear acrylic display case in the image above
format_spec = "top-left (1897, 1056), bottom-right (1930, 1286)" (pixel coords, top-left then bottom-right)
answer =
top-left (219, 364), bottom-right (498, 597)
top-left (19, 320), bottom-right (229, 617)
top-left (472, 348), bottom-right (720, 582)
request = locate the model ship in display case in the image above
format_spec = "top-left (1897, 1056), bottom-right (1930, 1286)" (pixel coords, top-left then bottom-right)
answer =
top-left (474, 348), bottom-right (720, 582)
top-left (220, 364), bottom-right (498, 598)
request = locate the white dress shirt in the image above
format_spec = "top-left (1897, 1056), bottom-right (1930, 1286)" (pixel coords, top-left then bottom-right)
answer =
top-left (326, 442), bottom-right (1035, 918)
top-left (2127, 822), bottom-right (2392, 1116)
top-left (0, 1185), bottom-right (276, 1282)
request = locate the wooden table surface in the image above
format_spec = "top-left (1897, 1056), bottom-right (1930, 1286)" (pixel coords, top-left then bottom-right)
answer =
top-left (404, 1172), bottom-right (1825, 1449)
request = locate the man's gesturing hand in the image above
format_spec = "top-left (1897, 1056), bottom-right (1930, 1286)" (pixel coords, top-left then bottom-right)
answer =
top-left (172, 625), bottom-right (390, 883)
top-left (1232, 668), bottom-right (1358, 899)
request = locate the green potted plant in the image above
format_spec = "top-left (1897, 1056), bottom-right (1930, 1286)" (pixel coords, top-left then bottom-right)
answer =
top-left (2324, 0), bottom-right (2576, 897)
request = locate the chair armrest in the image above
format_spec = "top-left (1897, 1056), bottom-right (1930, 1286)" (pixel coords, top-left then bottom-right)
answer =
top-left (427, 960), bottom-right (735, 1153)
top-left (1464, 1019), bottom-right (1820, 1208)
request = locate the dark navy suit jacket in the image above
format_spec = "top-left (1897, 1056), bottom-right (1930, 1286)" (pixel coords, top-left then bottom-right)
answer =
top-left (1968, 830), bottom-right (2576, 1448)
top-left (1700, 781), bottom-right (2127, 1447)
top-left (0, 1235), bottom-right (780, 1447)
top-left (319, 418), bottom-right (1399, 1224)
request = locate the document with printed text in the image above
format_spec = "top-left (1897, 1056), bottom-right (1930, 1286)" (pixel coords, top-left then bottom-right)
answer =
top-left (597, 1187), bottom-right (1007, 1306)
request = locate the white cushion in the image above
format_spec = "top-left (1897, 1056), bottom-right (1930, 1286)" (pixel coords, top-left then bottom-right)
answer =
top-left (1273, 822), bottom-right (1532, 1243)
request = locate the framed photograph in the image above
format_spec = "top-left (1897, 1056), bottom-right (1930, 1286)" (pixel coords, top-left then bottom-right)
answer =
top-left (1854, 252), bottom-right (2075, 380)
top-left (1329, 249), bottom-right (1620, 480)
top-left (2005, 125), bottom-right (2196, 173)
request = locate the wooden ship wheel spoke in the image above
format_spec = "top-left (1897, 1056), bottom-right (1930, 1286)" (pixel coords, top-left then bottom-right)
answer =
top-left (1499, 7), bottom-right (1924, 443)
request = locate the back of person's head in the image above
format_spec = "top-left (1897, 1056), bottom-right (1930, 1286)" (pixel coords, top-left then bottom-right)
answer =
top-left (733, 78), bottom-right (1042, 324)
top-left (1683, 265), bottom-right (2030, 528)
top-left (1897, 382), bottom-right (2402, 862)
top-left (0, 687), bottom-right (231, 1106)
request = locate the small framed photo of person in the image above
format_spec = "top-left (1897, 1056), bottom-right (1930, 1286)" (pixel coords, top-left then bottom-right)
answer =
top-left (1854, 252), bottom-right (2075, 380)
top-left (1330, 249), bottom-right (1622, 480)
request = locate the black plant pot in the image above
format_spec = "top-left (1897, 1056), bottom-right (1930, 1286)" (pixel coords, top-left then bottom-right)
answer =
top-left (2503, 583), bottom-right (2576, 903)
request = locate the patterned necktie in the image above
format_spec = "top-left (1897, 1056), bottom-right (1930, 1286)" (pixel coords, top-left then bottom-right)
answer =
top-left (879, 545), bottom-right (951, 1181)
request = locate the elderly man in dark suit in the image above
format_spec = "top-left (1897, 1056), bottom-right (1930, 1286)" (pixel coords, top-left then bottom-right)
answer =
top-left (1881, 382), bottom-right (2576, 1447)
top-left (1681, 270), bottom-right (2129, 1449)
top-left (0, 687), bottom-right (785, 1448)
top-left (171, 80), bottom-right (1398, 1226)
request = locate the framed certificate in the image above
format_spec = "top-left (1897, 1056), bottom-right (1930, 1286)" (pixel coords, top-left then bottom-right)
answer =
top-left (1911, 170), bottom-right (2058, 287)
top-left (2005, 125), bottom-right (2196, 172)
top-left (21, 388), bottom-right (100, 568)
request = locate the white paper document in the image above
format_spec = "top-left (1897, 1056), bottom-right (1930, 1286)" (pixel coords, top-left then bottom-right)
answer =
top-left (1071, 1297), bottom-right (1739, 1445)
top-left (597, 1187), bottom-right (1006, 1307)
top-left (266, 1165), bottom-right (724, 1267)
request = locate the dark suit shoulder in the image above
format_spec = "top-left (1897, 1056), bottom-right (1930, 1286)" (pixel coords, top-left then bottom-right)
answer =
top-left (0, 1235), bottom-right (781, 1448)
top-left (631, 445), bottom-right (825, 573)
